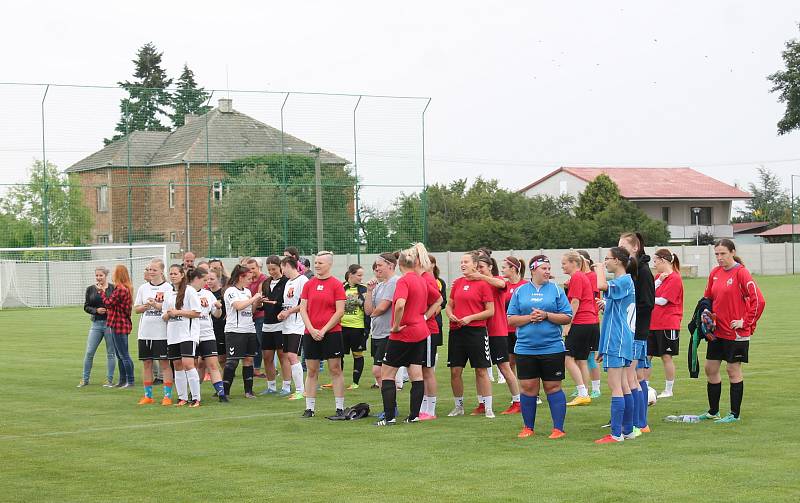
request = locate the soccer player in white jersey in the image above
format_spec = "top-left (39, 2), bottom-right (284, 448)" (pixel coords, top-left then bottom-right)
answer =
top-left (277, 256), bottom-right (309, 400)
top-left (135, 259), bottom-right (175, 405)
top-left (163, 265), bottom-right (202, 406)
top-left (189, 268), bottom-right (228, 402)
top-left (222, 264), bottom-right (263, 398)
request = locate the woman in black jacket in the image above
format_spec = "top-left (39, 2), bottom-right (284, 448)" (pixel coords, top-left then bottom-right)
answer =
top-left (258, 256), bottom-right (290, 395)
top-left (78, 266), bottom-right (118, 387)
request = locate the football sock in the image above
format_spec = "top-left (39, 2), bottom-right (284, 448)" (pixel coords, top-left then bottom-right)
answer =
top-left (267, 380), bottom-right (276, 391)
top-left (520, 393), bottom-right (538, 429)
top-left (591, 380), bottom-right (601, 393)
top-left (143, 381), bottom-right (153, 399)
top-left (483, 395), bottom-right (493, 414)
top-left (547, 390), bottom-right (566, 431)
top-left (512, 394), bottom-right (520, 403)
top-left (610, 396), bottom-right (625, 437)
top-left (622, 393), bottom-right (634, 435)
top-left (632, 387), bottom-right (645, 428)
top-left (163, 381), bottom-right (173, 399)
top-left (427, 396), bottom-right (438, 416)
top-left (187, 368), bottom-right (200, 401)
top-left (212, 380), bottom-right (225, 397)
top-left (243, 366), bottom-right (254, 394)
top-left (576, 384), bottom-right (588, 398)
top-left (454, 396), bottom-right (464, 408)
top-left (305, 397), bottom-right (316, 412)
top-left (335, 396), bottom-right (345, 411)
top-left (175, 370), bottom-right (188, 401)
top-left (409, 380), bottom-right (424, 420)
top-left (421, 395), bottom-right (429, 413)
top-left (291, 363), bottom-right (304, 393)
top-left (730, 381), bottom-right (743, 418)
top-left (223, 359), bottom-right (238, 395)
top-left (381, 379), bottom-right (397, 421)
top-left (477, 395), bottom-right (484, 405)
top-left (282, 380), bottom-right (291, 393)
top-left (639, 380), bottom-right (649, 426)
top-left (665, 379), bottom-right (674, 393)
top-left (352, 356), bottom-right (364, 385)
top-left (707, 381), bottom-right (721, 415)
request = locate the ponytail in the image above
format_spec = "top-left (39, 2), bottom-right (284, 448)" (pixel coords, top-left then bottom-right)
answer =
top-left (714, 238), bottom-right (745, 267)
top-left (655, 248), bottom-right (680, 273)
top-left (608, 247), bottom-right (638, 279)
top-left (411, 242), bottom-right (432, 271)
top-left (228, 264), bottom-right (248, 288)
top-left (170, 264), bottom-right (188, 310)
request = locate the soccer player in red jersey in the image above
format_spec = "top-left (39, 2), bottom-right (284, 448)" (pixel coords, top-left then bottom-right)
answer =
top-left (648, 248), bottom-right (684, 399)
top-left (501, 256), bottom-right (527, 377)
top-left (445, 252), bottom-right (495, 418)
top-left (299, 251), bottom-right (347, 419)
top-left (411, 244), bottom-right (442, 420)
top-left (698, 239), bottom-right (764, 423)
top-left (577, 250), bottom-right (603, 398)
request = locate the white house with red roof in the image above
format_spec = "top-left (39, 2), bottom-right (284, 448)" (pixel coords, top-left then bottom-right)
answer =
top-left (519, 167), bottom-right (752, 242)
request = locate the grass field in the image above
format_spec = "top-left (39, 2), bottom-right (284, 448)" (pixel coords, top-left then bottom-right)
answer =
top-left (1, 276), bottom-right (799, 502)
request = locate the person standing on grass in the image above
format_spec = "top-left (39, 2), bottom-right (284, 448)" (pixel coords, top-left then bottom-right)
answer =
top-left (222, 264), bottom-right (263, 399)
top-left (619, 232), bottom-right (655, 434)
top-left (577, 250), bottom-right (603, 399)
top-left (277, 256), bottom-right (309, 401)
top-left (163, 265), bottom-right (202, 407)
top-left (100, 265), bottom-right (135, 389)
top-left (340, 264), bottom-right (369, 390)
top-left (507, 256), bottom-right (572, 440)
top-left (647, 248), bottom-right (684, 399)
top-left (206, 270), bottom-right (228, 369)
top-left (246, 258), bottom-right (268, 379)
top-left (561, 251), bottom-right (599, 407)
top-left (191, 268), bottom-right (228, 403)
top-left (592, 247), bottom-right (638, 444)
top-left (258, 256), bottom-right (288, 396)
top-left (472, 255), bottom-right (522, 416)
top-left (134, 259), bottom-right (175, 405)
top-left (299, 251), bottom-right (347, 419)
top-left (375, 247), bottom-right (431, 426)
top-left (78, 266), bottom-right (117, 388)
top-left (698, 239), bottom-right (764, 423)
top-left (445, 252), bottom-right (495, 419)
top-left (501, 256), bottom-right (526, 377)
top-left (364, 254), bottom-right (398, 402)
top-left (418, 245), bottom-right (443, 421)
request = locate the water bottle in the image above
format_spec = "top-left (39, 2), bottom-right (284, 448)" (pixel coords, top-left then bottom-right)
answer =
top-left (665, 414), bottom-right (700, 423)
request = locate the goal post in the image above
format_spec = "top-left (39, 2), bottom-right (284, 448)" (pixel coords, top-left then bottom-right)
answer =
top-left (0, 244), bottom-right (168, 309)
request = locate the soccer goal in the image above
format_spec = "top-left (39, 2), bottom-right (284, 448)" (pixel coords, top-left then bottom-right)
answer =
top-left (0, 244), bottom-right (167, 309)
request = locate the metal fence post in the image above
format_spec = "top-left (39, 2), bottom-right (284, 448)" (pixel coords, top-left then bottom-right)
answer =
top-left (353, 95), bottom-right (362, 263)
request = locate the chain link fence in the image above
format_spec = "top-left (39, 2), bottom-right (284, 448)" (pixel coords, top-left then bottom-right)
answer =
top-left (0, 83), bottom-right (431, 261)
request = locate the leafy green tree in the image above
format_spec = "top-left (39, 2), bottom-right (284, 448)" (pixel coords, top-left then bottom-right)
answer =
top-left (106, 42), bottom-right (173, 144)
top-left (738, 167), bottom-right (793, 225)
top-left (0, 160), bottom-right (92, 246)
top-left (575, 174), bottom-right (621, 220)
top-left (768, 24), bottom-right (800, 135)
top-left (170, 64), bottom-right (211, 127)
top-left (0, 213), bottom-right (36, 248)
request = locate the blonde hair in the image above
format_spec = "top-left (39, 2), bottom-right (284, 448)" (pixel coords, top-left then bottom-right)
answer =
top-left (406, 242), bottom-right (431, 271)
top-left (562, 250), bottom-right (584, 269)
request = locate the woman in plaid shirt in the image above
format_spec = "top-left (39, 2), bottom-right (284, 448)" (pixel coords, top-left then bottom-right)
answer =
top-left (102, 265), bottom-right (135, 388)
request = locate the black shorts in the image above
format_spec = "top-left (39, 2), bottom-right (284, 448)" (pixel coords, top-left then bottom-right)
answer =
top-left (508, 332), bottom-right (517, 354)
top-left (516, 352), bottom-right (566, 381)
top-left (489, 336), bottom-right (509, 364)
top-left (225, 332), bottom-right (258, 360)
top-left (167, 341), bottom-right (197, 360)
top-left (197, 340), bottom-right (218, 359)
top-left (590, 324), bottom-right (601, 351)
top-left (303, 331), bottom-right (345, 361)
top-left (260, 331), bottom-right (283, 351)
top-left (447, 326), bottom-right (491, 369)
top-left (383, 338), bottom-right (426, 368)
top-left (706, 338), bottom-right (749, 363)
top-left (371, 338), bottom-right (388, 366)
top-left (342, 326), bottom-right (367, 353)
top-left (424, 336), bottom-right (437, 368)
top-left (648, 329), bottom-right (680, 357)
top-left (565, 324), bottom-right (597, 361)
top-left (282, 333), bottom-right (302, 355)
top-left (431, 330), bottom-right (443, 347)
top-left (138, 339), bottom-right (168, 361)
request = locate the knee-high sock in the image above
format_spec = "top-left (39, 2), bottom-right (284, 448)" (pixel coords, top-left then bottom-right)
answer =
top-left (187, 368), bottom-right (201, 401)
top-left (175, 370), bottom-right (188, 401)
top-left (639, 380), bottom-right (649, 426)
top-left (352, 356), bottom-right (364, 385)
top-left (622, 393), bottom-right (634, 435)
top-left (730, 381), bottom-right (743, 418)
top-left (632, 387), bottom-right (645, 428)
top-left (223, 359), bottom-right (238, 395)
top-left (243, 365), bottom-right (254, 394)
top-left (291, 362), bottom-right (304, 392)
top-left (381, 379), bottom-right (397, 421)
top-left (546, 390), bottom-right (566, 431)
top-left (610, 396), bottom-right (625, 438)
top-left (409, 380), bottom-right (424, 420)
top-left (520, 393), bottom-right (538, 429)
top-left (707, 381), bottom-right (721, 415)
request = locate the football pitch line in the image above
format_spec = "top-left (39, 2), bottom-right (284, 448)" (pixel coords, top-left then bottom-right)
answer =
top-left (0, 410), bottom-right (297, 441)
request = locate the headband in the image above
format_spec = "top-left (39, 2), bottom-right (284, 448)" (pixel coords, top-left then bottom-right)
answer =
top-left (529, 257), bottom-right (550, 271)
top-left (376, 256), bottom-right (394, 266)
top-left (504, 257), bottom-right (521, 270)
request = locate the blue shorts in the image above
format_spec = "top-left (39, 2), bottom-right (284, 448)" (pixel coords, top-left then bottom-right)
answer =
top-left (633, 340), bottom-right (650, 368)
top-left (587, 351), bottom-right (598, 370)
top-left (603, 354), bottom-right (632, 370)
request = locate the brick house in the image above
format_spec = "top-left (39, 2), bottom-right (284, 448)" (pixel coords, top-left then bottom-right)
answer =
top-left (66, 98), bottom-right (349, 254)
top-left (519, 167), bottom-right (752, 242)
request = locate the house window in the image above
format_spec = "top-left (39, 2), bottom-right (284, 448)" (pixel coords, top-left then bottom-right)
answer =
top-left (690, 207), bottom-right (712, 226)
top-left (213, 181), bottom-right (224, 202)
top-left (97, 185), bottom-right (109, 212)
top-left (168, 182), bottom-right (176, 209)
top-left (661, 207), bottom-right (670, 223)
top-left (97, 234), bottom-right (109, 244)
top-left (170, 232), bottom-right (177, 242)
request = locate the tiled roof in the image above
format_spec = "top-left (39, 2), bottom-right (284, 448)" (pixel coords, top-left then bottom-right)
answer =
top-left (755, 224), bottom-right (800, 237)
top-left (732, 222), bottom-right (771, 233)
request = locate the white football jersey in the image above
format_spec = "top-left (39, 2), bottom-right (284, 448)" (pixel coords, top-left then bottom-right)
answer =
top-left (224, 286), bottom-right (255, 333)
top-left (135, 281), bottom-right (173, 341)
top-left (281, 274), bottom-right (308, 334)
top-left (164, 285), bottom-right (202, 345)
top-left (196, 288), bottom-right (218, 342)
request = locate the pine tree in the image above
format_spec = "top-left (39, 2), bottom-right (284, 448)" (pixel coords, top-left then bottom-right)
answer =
top-left (105, 42), bottom-right (173, 144)
top-left (170, 64), bottom-right (212, 127)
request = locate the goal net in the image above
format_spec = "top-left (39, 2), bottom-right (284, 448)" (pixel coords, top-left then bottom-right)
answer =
top-left (0, 245), bottom-right (167, 309)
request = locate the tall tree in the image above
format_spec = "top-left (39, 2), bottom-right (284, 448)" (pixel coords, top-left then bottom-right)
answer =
top-left (575, 174), bottom-right (622, 220)
top-left (170, 64), bottom-right (211, 127)
top-left (0, 160), bottom-right (92, 246)
top-left (106, 42), bottom-right (173, 144)
top-left (738, 166), bottom-right (793, 225)
top-left (768, 24), bottom-right (800, 135)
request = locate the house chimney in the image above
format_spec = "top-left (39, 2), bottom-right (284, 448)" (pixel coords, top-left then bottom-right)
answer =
top-left (184, 113), bottom-right (198, 125)
top-left (218, 98), bottom-right (232, 113)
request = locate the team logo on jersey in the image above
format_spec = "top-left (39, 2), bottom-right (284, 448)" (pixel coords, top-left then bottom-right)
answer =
top-left (463, 285), bottom-right (470, 291)
top-left (155, 292), bottom-right (164, 303)
top-left (200, 297), bottom-right (209, 308)
top-left (287, 287), bottom-right (295, 298)
top-left (726, 278), bottom-right (733, 286)
top-left (317, 285), bottom-right (324, 291)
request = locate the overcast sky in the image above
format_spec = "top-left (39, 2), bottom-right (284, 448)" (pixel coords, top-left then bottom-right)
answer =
top-left (3, 1), bottom-right (800, 208)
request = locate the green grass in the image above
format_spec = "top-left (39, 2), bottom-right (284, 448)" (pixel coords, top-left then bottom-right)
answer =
top-left (1, 276), bottom-right (799, 502)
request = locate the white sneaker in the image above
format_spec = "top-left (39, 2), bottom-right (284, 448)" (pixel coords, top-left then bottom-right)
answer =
top-left (485, 409), bottom-right (495, 419)
top-left (536, 396), bottom-right (543, 405)
top-left (657, 390), bottom-right (673, 399)
top-left (447, 406), bottom-right (465, 417)
top-left (497, 374), bottom-right (506, 384)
